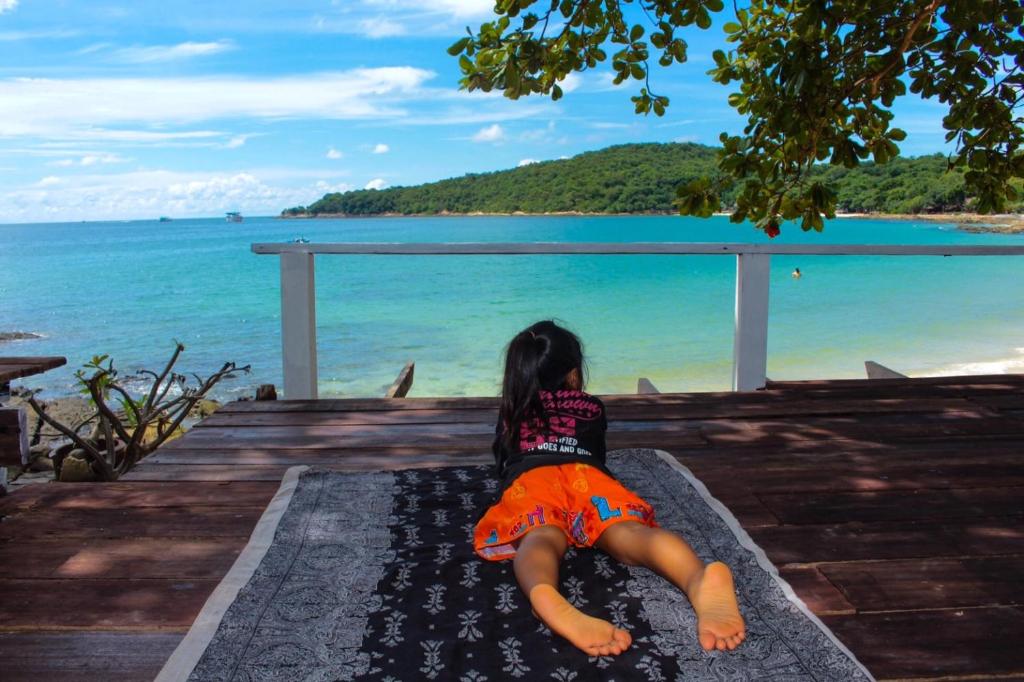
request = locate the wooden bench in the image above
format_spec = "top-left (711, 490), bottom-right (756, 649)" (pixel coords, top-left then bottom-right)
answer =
top-left (0, 356), bottom-right (67, 490)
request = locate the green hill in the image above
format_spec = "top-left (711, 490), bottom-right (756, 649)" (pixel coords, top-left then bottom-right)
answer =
top-left (283, 142), bottom-right (981, 217)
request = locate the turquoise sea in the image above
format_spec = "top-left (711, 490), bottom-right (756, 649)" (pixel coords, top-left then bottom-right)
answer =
top-left (2, 215), bottom-right (1023, 400)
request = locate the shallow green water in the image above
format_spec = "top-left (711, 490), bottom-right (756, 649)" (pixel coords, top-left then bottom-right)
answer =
top-left (1, 215), bottom-right (1022, 399)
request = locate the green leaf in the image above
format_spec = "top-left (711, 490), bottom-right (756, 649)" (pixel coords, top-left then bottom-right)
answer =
top-left (447, 37), bottom-right (471, 56)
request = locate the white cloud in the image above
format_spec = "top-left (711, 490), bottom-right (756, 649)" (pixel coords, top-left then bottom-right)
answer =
top-left (225, 134), bottom-right (251, 149)
top-left (0, 28), bottom-right (80, 41)
top-left (50, 153), bottom-right (129, 167)
top-left (0, 68), bottom-right (436, 140)
top-left (472, 124), bottom-right (505, 143)
top-left (364, 178), bottom-right (387, 190)
top-left (326, 147), bottom-right (343, 159)
top-left (114, 40), bottom-right (236, 64)
top-left (0, 169), bottom-right (348, 222)
top-left (589, 121), bottom-right (631, 130)
top-left (372, 143), bottom-right (390, 154)
top-left (429, 0), bottom-right (494, 18)
top-left (0, 0), bottom-right (18, 14)
top-left (315, 180), bottom-right (351, 194)
top-left (337, 0), bottom-right (494, 38)
top-left (517, 158), bottom-right (539, 167)
top-left (358, 18), bottom-right (407, 38)
top-left (559, 73), bottom-right (582, 94)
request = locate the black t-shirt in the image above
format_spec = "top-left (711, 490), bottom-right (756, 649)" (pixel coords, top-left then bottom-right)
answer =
top-left (491, 389), bottom-right (614, 491)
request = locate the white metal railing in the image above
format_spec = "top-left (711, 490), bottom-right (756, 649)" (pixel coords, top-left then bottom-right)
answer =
top-left (252, 242), bottom-right (1024, 399)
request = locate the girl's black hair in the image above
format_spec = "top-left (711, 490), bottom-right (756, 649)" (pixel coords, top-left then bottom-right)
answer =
top-left (499, 320), bottom-right (586, 453)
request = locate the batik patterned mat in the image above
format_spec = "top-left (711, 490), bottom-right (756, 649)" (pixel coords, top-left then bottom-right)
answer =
top-left (157, 449), bottom-right (873, 681)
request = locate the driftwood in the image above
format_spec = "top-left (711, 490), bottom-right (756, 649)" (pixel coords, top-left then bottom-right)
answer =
top-left (637, 378), bottom-right (661, 394)
top-left (386, 362), bottom-right (415, 398)
top-left (865, 361), bottom-right (908, 379)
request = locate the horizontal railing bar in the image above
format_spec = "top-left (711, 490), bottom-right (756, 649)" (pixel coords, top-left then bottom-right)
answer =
top-left (252, 242), bottom-right (1024, 256)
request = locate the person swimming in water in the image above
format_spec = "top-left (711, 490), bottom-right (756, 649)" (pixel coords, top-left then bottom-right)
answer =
top-left (792, 268), bottom-right (802, 279)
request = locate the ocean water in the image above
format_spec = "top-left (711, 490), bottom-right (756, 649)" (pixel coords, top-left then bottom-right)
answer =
top-left (1, 215), bottom-right (1023, 400)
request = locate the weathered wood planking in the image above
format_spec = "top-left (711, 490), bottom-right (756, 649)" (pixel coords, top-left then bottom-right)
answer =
top-left (0, 481), bottom-right (277, 512)
top-left (0, 631), bottom-right (182, 682)
top-left (198, 396), bottom-right (991, 426)
top-left (0, 356), bottom-right (67, 382)
top-left (0, 578), bottom-right (222, 629)
top-left (749, 517), bottom-right (1024, 564)
top-left (758, 486), bottom-right (1024, 525)
top-left (0, 506), bottom-right (268, 540)
top-left (821, 607), bottom-right (1024, 679)
top-left (2, 375), bottom-right (1023, 681)
top-left (818, 556), bottom-right (1024, 612)
top-left (0, 538), bottom-right (249, 580)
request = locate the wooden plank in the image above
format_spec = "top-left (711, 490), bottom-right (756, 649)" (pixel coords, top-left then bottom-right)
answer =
top-left (0, 506), bottom-right (266, 540)
top-left (0, 538), bottom-right (246, 579)
top-left (777, 567), bottom-right (855, 615)
top-left (155, 427), bottom-right (709, 451)
top-left (821, 607), bottom-right (1024, 679)
top-left (0, 481), bottom-right (276, 512)
top-left (124, 463), bottom-right (360, 482)
top-left (198, 396), bottom-right (987, 427)
top-left (819, 556), bottom-right (1024, 612)
top-left (705, 490), bottom-right (780, 528)
top-left (758, 487), bottom-right (1024, 525)
top-left (0, 357), bottom-right (66, 382)
top-left (0, 578), bottom-right (218, 629)
top-left (766, 373), bottom-right (1024, 390)
top-left (0, 631), bottom-right (182, 682)
top-left (701, 413), bottom-right (1024, 448)
top-left (147, 446), bottom-right (494, 465)
top-left (0, 356), bottom-right (67, 367)
top-left (0, 407), bottom-right (28, 467)
top-left (750, 518), bottom-right (1024, 564)
top-left (689, 454), bottom-right (1024, 493)
top-left (385, 361), bottom-right (415, 398)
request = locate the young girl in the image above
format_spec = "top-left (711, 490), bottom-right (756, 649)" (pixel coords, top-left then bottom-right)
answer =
top-left (473, 321), bottom-right (746, 657)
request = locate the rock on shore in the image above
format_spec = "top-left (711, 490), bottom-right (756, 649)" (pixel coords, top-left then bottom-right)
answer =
top-left (0, 331), bottom-right (43, 343)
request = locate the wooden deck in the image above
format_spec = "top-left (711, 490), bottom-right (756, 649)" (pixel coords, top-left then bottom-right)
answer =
top-left (1, 374), bottom-right (1023, 681)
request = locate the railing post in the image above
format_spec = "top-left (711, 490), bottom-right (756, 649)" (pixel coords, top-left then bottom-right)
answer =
top-left (280, 251), bottom-right (318, 399)
top-left (733, 252), bottom-right (770, 391)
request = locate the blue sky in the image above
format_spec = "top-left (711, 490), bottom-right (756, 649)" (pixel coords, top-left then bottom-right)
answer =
top-left (0, 0), bottom-right (952, 223)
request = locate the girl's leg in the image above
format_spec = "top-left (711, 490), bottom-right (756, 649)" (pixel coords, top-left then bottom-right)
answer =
top-left (596, 522), bottom-right (746, 651)
top-left (513, 525), bottom-right (632, 657)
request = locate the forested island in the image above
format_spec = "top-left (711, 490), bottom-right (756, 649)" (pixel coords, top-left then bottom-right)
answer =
top-left (282, 143), bottom-right (1016, 218)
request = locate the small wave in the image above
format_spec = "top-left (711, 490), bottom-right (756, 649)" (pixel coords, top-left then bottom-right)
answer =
top-left (919, 347), bottom-right (1024, 377)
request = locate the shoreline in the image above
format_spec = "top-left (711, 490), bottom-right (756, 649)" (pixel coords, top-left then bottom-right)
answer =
top-left (12, 348), bottom-right (1024, 403)
top-left (279, 211), bottom-right (1024, 233)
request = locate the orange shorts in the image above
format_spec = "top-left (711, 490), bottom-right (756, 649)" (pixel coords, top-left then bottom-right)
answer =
top-left (473, 462), bottom-right (657, 561)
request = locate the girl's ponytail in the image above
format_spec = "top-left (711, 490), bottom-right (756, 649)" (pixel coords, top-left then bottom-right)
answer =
top-left (498, 321), bottom-right (585, 454)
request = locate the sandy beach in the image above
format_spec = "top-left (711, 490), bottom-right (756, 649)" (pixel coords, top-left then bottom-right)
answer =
top-left (833, 211), bottom-right (1024, 233)
top-left (282, 210), bottom-right (1024, 233)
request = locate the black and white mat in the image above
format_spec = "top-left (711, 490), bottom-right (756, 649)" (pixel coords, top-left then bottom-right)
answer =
top-left (156, 449), bottom-right (873, 681)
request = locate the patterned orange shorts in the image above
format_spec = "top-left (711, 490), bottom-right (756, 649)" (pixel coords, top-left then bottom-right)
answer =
top-left (473, 462), bottom-right (657, 561)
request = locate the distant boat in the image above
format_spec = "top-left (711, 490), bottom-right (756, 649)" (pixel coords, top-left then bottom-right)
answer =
top-left (158, 216), bottom-right (172, 222)
top-left (293, 236), bottom-right (310, 243)
top-left (226, 212), bottom-right (243, 223)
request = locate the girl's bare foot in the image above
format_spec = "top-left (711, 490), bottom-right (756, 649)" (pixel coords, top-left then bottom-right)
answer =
top-left (690, 562), bottom-right (746, 651)
top-left (529, 584), bottom-right (632, 657)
